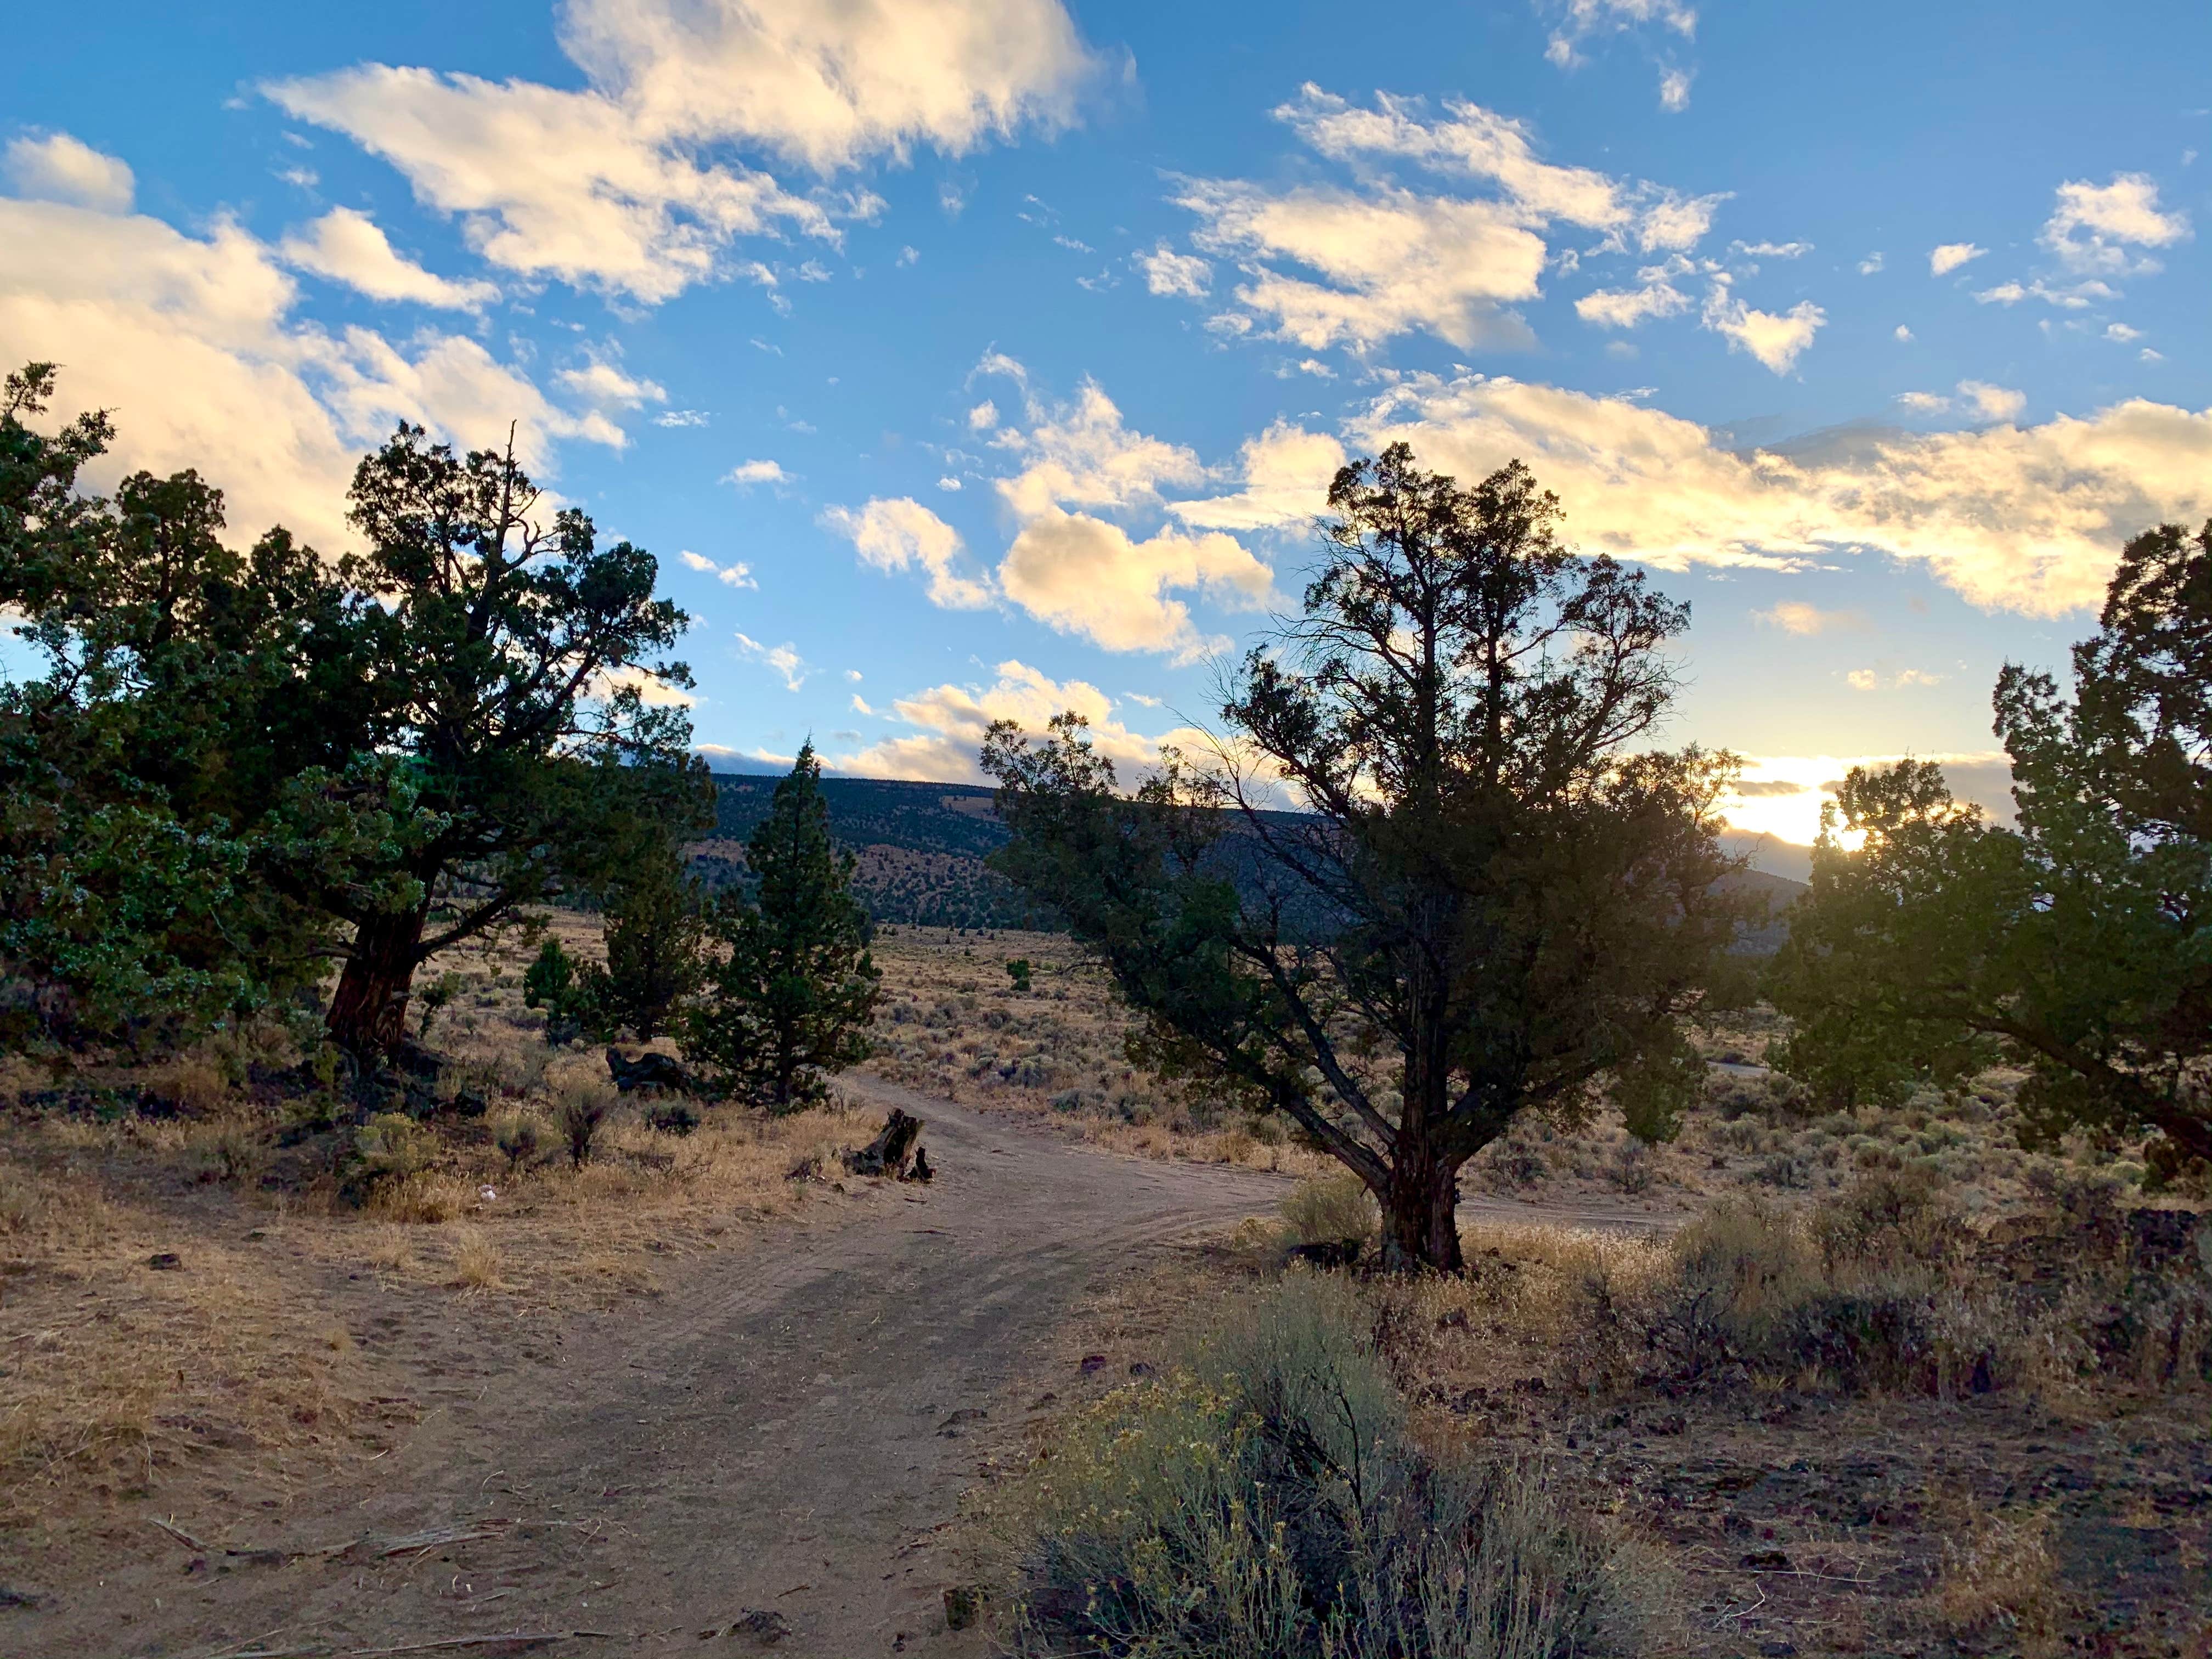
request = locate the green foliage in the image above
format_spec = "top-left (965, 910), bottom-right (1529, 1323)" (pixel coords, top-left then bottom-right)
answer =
top-left (286, 425), bottom-right (708, 1055)
top-left (1005, 956), bottom-right (1033, 993)
top-left (415, 971), bottom-right (464, 1040)
top-left (349, 1111), bottom-right (437, 1194)
top-left (1, 366), bottom-right (349, 1043)
top-left (683, 744), bottom-right (881, 1110)
top-left (984, 447), bottom-right (1754, 1270)
top-left (595, 836), bottom-right (706, 1040)
top-left (523, 937), bottom-right (586, 1041)
top-left (1769, 520), bottom-right (2212, 1175)
top-left (0, 367), bottom-right (708, 1057)
top-left (996, 1276), bottom-right (1639, 1657)
top-left (493, 1111), bottom-right (541, 1170)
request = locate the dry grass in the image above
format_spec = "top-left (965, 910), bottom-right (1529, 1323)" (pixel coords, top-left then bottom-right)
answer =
top-left (0, 918), bottom-right (887, 1540)
top-left (0, 1161), bottom-right (358, 1530)
top-left (865, 928), bottom-right (1335, 1180)
top-left (1928, 1502), bottom-right (2062, 1655)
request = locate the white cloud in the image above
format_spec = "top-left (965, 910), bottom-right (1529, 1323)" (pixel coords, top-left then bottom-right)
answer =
top-left (1731, 240), bottom-right (1810, 259)
top-left (267, 0), bottom-right (1097, 302)
top-left (1753, 600), bottom-right (1860, 635)
top-left (1973, 276), bottom-right (2119, 309)
top-left (1636, 191), bottom-right (1726, 251)
top-left (679, 549), bottom-right (758, 588)
top-left (2041, 172), bottom-right (2190, 275)
top-left (267, 67), bottom-right (834, 303)
top-left (594, 662), bottom-right (696, 706)
top-left (556, 359), bottom-right (667, 409)
top-left (1543, 0), bottom-right (1699, 62)
top-left (937, 475), bottom-right (962, 490)
top-left (2105, 321), bottom-right (2143, 343)
top-left (0, 198), bottom-right (616, 552)
top-left (1539, 0), bottom-right (1700, 111)
top-left (735, 630), bottom-right (808, 690)
top-left (834, 658), bottom-right (1178, 782)
top-left (1928, 241), bottom-right (1985, 276)
top-left (724, 457), bottom-right (788, 485)
top-left (1957, 380), bottom-right (2025, 422)
top-left (1700, 278), bottom-right (1824, 374)
top-left (556, 0), bottom-right (1097, 171)
top-left (3, 132), bottom-right (134, 213)
top-left (1172, 421), bottom-right (1347, 531)
top-left (1575, 278), bottom-right (1690, 328)
top-left (1348, 371), bottom-right (2212, 616)
top-left (1896, 390), bottom-right (1950, 413)
top-left (998, 509), bottom-right (1271, 662)
top-left (967, 398), bottom-right (999, 431)
top-left (654, 408), bottom-right (710, 426)
top-left (991, 380), bottom-right (1207, 518)
top-left (1847, 666), bottom-right (1943, 692)
top-left (1136, 242), bottom-right (1211, 298)
top-left (1894, 324), bottom-right (1912, 341)
top-left (1859, 252), bottom-right (1885, 275)
top-left (823, 495), bottom-right (994, 608)
top-left (1173, 176), bottom-right (1545, 352)
top-left (278, 206), bottom-right (500, 308)
top-left (1161, 86), bottom-right (1722, 353)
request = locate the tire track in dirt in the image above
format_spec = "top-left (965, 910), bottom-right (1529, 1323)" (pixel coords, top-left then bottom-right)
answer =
top-left (24, 1077), bottom-right (1673, 1658)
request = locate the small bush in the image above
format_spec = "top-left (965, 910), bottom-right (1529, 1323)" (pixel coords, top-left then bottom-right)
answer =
top-left (646, 1100), bottom-right (701, 1136)
top-left (493, 1112), bottom-right (542, 1171)
top-left (351, 1112), bottom-right (436, 1193)
top-left (551, 1080), bottom-right (613, 1167)
top-left (996, 1276), bottom-right (1645, 1658)
top-left (1279, 1172), bottom-right (1379, 1250)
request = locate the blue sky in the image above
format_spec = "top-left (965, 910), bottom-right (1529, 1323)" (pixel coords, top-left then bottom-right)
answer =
top-left (4, 0), bottom-right (2208, 853)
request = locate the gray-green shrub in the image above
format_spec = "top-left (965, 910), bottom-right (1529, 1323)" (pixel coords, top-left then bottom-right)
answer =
top-left (996, 1276), bottom-right (1645, 1657)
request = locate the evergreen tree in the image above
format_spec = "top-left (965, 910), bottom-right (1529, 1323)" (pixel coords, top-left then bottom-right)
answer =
top-left (1769, 518), bottom-right (2212, 1178)
top-left (984, 447), bottom-right (1752, 1271)
top-left (685, 744), bottom-right (881, 1109)
top-left (596, 836), bottom-right (706, 1041)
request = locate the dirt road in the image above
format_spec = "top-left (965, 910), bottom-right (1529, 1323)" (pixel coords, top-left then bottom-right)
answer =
top-left (21, 1079), bottom-right (1672, 1658)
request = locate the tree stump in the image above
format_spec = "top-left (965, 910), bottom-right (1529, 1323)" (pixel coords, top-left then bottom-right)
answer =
top-left (606, 1047), bottom-right (695, 1094)
top-left (844, 1108), bottom-right (924, 1177)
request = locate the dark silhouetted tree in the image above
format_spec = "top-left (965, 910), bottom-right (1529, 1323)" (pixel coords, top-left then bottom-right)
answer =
top-left (1770, 518), bottom-right (2211, 1179)
top-left (984, 446), bottom-right (1752, 1271)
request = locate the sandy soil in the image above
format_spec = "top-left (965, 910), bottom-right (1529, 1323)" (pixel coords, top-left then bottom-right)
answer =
top-left (9, 1073), bottom-right (1686, 1659)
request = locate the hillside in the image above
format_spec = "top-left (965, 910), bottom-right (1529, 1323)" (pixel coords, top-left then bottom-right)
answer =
top-left (699, 772), bottom-right (1810, 941)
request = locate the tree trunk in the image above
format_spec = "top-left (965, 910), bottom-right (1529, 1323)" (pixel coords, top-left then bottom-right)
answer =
top-left (1383, 989), bottom-right (1465, 1273)
top-left (1381, 1148), bottom-right (1465, 1273)
top-left (326, 909), bottom-right (427, 1058)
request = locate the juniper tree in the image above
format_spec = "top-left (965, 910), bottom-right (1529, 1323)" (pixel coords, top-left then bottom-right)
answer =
top-left (274, 425), bottom-right (708, 1057)
top-left (685, 744), bottom-right (881, 1109)
top-left (984, 446), bottom-right (1751, 1271)
top-left (1770, 518), bottom-right (2212, 1179)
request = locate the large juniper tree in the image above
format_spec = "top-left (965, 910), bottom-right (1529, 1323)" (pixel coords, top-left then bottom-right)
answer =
top-left (1, 365), bottom-right (360, 1041)
top-left (284, 425), bottom-right (708, 1056)
top-left (984, 446), bottom-right (1751, 1271)
top-left (1769, 518), bottom-right (2211, 1178)
top-left (684, 744), bottom-right (881, 1109)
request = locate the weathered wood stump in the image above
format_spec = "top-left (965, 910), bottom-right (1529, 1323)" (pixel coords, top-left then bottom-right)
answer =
top-left (844, 1108), bottom-right (924, 1177)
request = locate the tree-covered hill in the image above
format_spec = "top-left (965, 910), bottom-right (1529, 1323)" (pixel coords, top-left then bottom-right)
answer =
top-left (694, 772), bottom-right (1809, 941)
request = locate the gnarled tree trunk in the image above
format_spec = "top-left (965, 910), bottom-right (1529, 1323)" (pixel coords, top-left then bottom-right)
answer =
top-left (326, 907), bottom-right (427, 1057)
